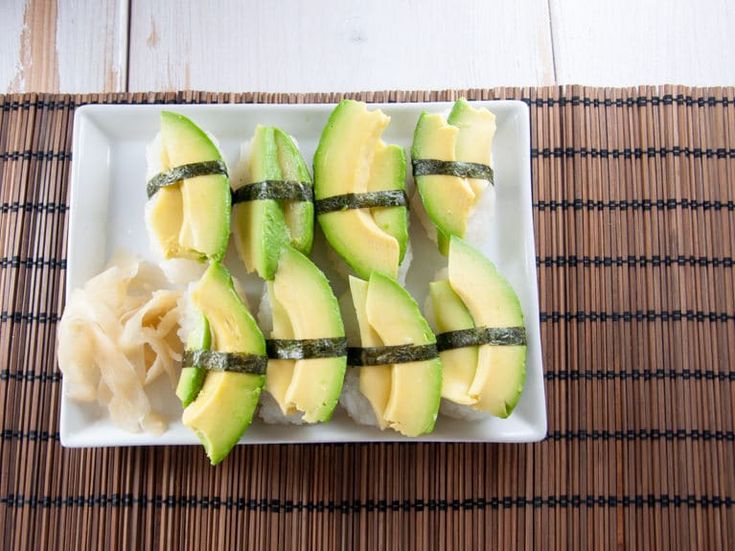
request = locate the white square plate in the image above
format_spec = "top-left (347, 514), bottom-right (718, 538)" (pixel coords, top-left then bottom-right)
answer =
top-left (62, 100), bottom-right (546, 446)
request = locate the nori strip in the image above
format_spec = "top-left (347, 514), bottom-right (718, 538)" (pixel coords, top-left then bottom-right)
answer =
top-left (182, 349), bottom-right (267, 375)
top-left (146, 160), bottom-right (229, 198)
top-left (435, 326), bottom-right (527, 351)
top-left (412, 159), bottom-right (494, 184)
top-left (266, 337), bottom-right (348, 360)
top-left (315, 190), bottom-right (407, 215)
top-left (231, 180), bottom-right (313, 204)
top-left (347, 343), bottom-right (438, 367)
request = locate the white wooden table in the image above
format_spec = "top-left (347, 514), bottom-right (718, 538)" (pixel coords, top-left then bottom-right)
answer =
top-left (1, 0), bottom-right (733, 94)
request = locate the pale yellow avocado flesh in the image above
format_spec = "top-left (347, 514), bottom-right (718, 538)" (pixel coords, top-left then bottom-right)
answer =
top-left (413, 114), bottom-right (475, 244)
top-left (263, 281), bottom-right (295, 415)
top-left (446, 238), bottom-right (526, 417)
top-left (366, 142), bottom-right (409, 261)
top-left (181, 264), bottom-right (265, 465)
top-left (315, 101), bottom-right (401, 278)
top-left (448, 99), bottom-right (496, 197)
top-left (148, 186), bottom-right (183, 257)
top-left (148, 112), bottom-right (230, 261)
top-left (429, 280), bottom-right (478, 405)
top-left (350, 273), bottom-right (441, 437)
top-left (349, 276), bottom-right (391, 430)
top-left (265, 247), bottom-right (346, 423)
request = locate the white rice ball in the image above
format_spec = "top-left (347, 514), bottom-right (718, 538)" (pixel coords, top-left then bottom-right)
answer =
top-left (159, 258), bottom-right (206, 288)
top-left (338, 291), bottom-right (360, 344)
top-left (396, 239), bottom-right (413, 286)
top-left (325, 244), bottom-right (353, 282)
top-left (176, 282), bottom-right (199, 347)
top-left (339, 368), bottom-right (379, 427)
top-left (464, 183), bottom-right (496, 251)
top-left (258, 390), bottom-right (305, 425)
top-left (230, 138), bottom-right (252, 191)
top-left (409, 188), bottom-right (438, 245)
top-left (256, 285), bottom-right (273, 335)
top-left (439, 398), bottom-right (491, 421)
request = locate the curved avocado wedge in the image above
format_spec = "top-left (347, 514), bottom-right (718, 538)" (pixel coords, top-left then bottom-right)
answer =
top-left (232, 126), bottom-right (313, 280)
top-left (175, 313), bottom-right (211, 408)
top-left (314, 100), bottom-right (408, 279)
top-left (349, 272), bottom-right (441, 436)
top-left (411, 99), bottom-right (495, 255)
top-left (265, 246), bottom-right (346, 422)
top-left (443, 237), bottom-right (526, 417)
top-left (180, 262), bottom-right (266, 465)
top-left (147, 111), bottom-right (231, 261)
top-left (429, 280), bottom-right (477, 405)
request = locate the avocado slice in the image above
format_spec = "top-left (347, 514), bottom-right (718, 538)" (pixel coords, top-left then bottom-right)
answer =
top-left (349, 272), bottom-right (441, 436)
top-left (180, 262), bottom-right (266, 465)
top-left (232, 126), bottom-right (313, 280)
top-left (175, 313), bottom-right (210, 407)
top-left (445, 237), bottom-right (526, 417)
top-left (348, 276), bottom-right (392, 430)
top-left (275, 128), bottom-right (314, 254)
top-left (314, 100), bottom-right (408, 279)
top-left (429, 280), bottom-right (478, 405)
top-left (265, 246), bottom-right (346, 422)
top-left (147, 111), bottom-right (231, 261)
top-left (411, 99), bottom-right (495, 255)
top-left (447, 98), bottom-right (496, 197)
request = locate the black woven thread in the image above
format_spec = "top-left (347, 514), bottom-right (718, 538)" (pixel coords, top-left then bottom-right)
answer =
top-left (3, 428), bottom-right (732, 443)
top-left (4, 254), bottom-right (732, 272)
top-left (0, 494), bottom-right (731, 510)
top-left (0, 202), bottom-right (69, 214)
top-left (4, 368), bottom-right (732, 385)
top-left (2, 94), bottom-right (733, 112)
top-left (0, 150), bottom-right (71, 161)
top-left (231, 180), bottom-right (313, 204)
top-left (0, 257), bottom-right (67, 270)
top-left (520, 94), bottom-right (734, 108)
top-left (546, 369), bottom-right (735, 382)
top-left (0, 370), bottom-right (62, 382)
top-left (531, 147), bottom-right (735, 159)
top-left (0, 312), bottom-right (60, 324)
top-left (5, 198), bottom-right (734, 216)
top-left (4, 310), bottom-right (734, 326)
top-left (540, 310), bottom-right (735, 323)
top-left (535, 199), bottom-right (735, 211)
top-left (4, 367), bottom-right (733, 385)
top-left (546, 430), bottom-right (735, 442)
top-left (537, 255), bottom-right (734, 268)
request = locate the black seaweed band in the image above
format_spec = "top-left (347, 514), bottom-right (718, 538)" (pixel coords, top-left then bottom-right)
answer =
top-left (182, 349), bottom-right (267, 375)
top-left (412, 159), bottom-right (494, 183)
top-left (146, 160), bottom-right (228, 198)
top-left (347, 343), bottom-right (438, 366)
top-left (314, 190), bottom-right (407, 215)
top-left (266, 337), bottom-right (348, 360)
top-left (231, 180), bottom-right (313, 204)
top-left (436, 326), bottom-right (527, 352)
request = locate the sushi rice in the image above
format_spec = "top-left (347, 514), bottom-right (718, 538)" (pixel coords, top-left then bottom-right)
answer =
top-left (336, 291), bottom-right (381, 427)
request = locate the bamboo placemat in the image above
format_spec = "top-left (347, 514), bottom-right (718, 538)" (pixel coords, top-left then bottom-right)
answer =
top-left (0, 86), bottom-right (733, 549)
